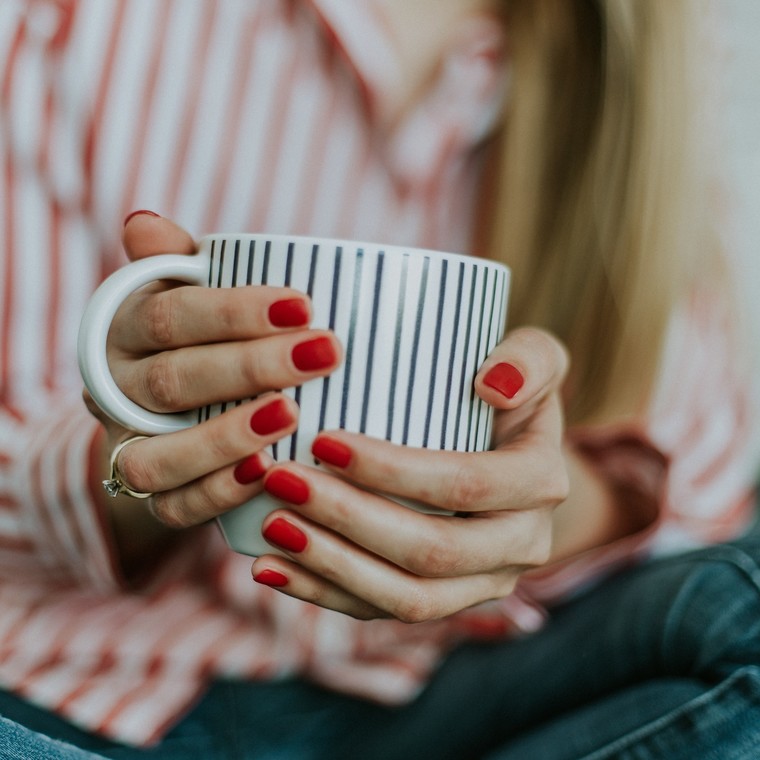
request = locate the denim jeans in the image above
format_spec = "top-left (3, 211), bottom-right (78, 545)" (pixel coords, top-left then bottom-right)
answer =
top-left (2, 524), bottom-right (760, 759)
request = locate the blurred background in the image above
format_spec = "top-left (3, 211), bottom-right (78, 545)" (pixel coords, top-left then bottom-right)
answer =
top-left (713, 1), bottom-right (760, 361)
top-left (717, 0), bottom-right (760, 481)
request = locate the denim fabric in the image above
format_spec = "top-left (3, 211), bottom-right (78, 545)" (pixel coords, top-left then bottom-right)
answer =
top-left (0, 715), bottom-right (106, 760)
top-left (2, 525), bottom-right (760, 759)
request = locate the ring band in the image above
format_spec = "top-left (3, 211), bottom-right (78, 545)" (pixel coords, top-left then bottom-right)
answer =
top-left (102, 435), bottom-right (154, 499)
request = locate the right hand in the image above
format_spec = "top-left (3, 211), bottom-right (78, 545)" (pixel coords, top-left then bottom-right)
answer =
top-left (86, 212), bottom-right (342, 532)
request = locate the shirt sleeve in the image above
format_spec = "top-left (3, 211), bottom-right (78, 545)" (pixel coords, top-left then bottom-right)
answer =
top-left (0, 4), bottom-right (124, 591)
top-left (0, 405), bottom-right (123, 590)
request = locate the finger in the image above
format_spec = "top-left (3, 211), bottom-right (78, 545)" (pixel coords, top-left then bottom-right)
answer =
top-left (114, 394), bottom-right (298, 496)
top-left (114, 330), bottom-right (341, 413)
top-left (111, 284), bottom-right (313, 354)
top-left (256, 510), bottom-right (520, 622)
top-left (251, 556), bottom-right (385, 621)
top-left (122, 211), bottom-right (196, 261)
top-left (475, 327), bottom-right (569, 411)
top-left (148, 452), bottom-right (272, 529)
top-left (261, 463), bottom-right (555, 575)
top-left (308, 430), bottom-right (569, 513)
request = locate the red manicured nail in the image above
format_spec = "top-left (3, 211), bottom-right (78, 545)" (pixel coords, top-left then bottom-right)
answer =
top-left (269, 298), bottom-right (310, 328)
top-left (292, 336), bottom-right (337, 372)
top-left (253, 568), bottom-right (289, 588)
top-left (483, 363), bottom-right (525, 399)
top-left (265, 469), bottom-right (310, 505)
top-left (263, 518), bottom-right (307, 553)
top-left (123, 209), bottom-right (160, 226)
top-left (233, 454), bottom-right (268, 485)
top-left (312, 436), bottom-right (352, 468)
top-left (250, 399), bottom-right (293, 436)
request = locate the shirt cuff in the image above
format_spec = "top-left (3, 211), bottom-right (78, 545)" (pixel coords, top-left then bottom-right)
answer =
top-left (520, 425), bottom-right (670, 604)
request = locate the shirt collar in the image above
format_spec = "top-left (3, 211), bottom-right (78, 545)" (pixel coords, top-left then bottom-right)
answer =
top-left (306, 0), bottom-right (405, 120)
top-left (306, 1), bottom-right (509, 188)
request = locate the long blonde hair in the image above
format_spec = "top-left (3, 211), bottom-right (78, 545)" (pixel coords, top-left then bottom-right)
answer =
top-left (483, 0), bottom-right (710, 424)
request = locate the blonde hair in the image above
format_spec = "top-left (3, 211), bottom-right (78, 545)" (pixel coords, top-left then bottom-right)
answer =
top-left (484, 0), bottom-right (710, 424)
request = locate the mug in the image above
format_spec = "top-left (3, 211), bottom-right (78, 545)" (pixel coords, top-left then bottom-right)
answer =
top-left (78, 233), bottom-right (510, 555)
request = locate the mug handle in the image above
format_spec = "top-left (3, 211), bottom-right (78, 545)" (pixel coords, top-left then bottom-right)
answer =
top-left (78, 254), bottom-right (209, 435)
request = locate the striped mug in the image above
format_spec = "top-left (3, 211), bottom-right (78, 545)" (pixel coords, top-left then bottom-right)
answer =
top-left (78, 234), bottom-right (510, 556)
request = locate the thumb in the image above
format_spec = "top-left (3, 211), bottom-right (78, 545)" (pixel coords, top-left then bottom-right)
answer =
top-left (121, 210), bottom-right (196, 262)
top-left (475, 326), bottom-right (569, 411)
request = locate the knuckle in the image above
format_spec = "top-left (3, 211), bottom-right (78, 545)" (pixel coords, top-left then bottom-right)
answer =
top-left (143, 293), bottom-right (178, 347)
top-left (142, 353), bottom-right (185, 411)
top-left (445, 465), bottom-right (492, 512)
top-left (149, 492), bottom-right (190, 530)
top-left (392, 588), bottom-right (438, 624)
top-left (214, 296), bottom-right (244, 333)
top-left (238, 351), bottom-right (266, 391)
top-left (204, 424), bottom-right (242, 463)
top-left (404, 528), bottom-right (463, 577)
top-left (194, 473), bottom-right (243, 517)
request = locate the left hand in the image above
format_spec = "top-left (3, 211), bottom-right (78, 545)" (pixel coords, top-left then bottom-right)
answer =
top-left (251, 327), bottom-right (570, 622)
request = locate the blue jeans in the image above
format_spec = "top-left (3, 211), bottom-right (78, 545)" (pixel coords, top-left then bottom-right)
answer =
top-left (2, 525), bottom-right (760, 759)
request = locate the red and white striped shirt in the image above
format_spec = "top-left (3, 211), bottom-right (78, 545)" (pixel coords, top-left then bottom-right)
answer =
top-left (0, 0), bottom-right (756, 747)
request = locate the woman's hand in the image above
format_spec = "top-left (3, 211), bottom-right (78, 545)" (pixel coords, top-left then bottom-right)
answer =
top-left (250, 327), bottom-right (572, 622)
top-left (84, 213), bottom-right (341, 576)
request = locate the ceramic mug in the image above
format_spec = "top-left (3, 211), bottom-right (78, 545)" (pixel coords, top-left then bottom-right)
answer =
top-left (78, 233), bottom-right (510, 555)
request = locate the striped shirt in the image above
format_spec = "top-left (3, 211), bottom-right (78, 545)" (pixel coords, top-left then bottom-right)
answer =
top-left (0, 0), bottom-right (756, 747)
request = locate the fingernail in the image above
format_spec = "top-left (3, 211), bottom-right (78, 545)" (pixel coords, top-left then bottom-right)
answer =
top-left (312, 435), bottom-right (352, 468)
top-left (250, 399), bottom-right (293, 436)
top-left (483, 363), bottom-right (525, 399)
top-left (263, 518), bottom-right (307, 553)
top-left (123, 209), bottom-right (160, 226)
top-left (269, 298), bottom-right (310, 328)
top-left (233, 454), bottom-right (268, 485)
top-left (292, 336), bottom-right (337, 372)
top-left (253, 568), bottom-right (289, 588)
top-left (264, 469), bottom-right (310, 505)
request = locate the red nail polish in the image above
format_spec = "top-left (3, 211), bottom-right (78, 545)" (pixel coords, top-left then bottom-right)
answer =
top-left (292, 336), bottom-right (337, 372)
top-left (312, 436), bottom-right (352, 468)
top-left (233, 454), bottom-right (268, 485)
top-left (253, 568), bottom-right (289, 588)
top-left (250, 399), bottom-right (293, 436)
top-left (483, 363), bottom-right (525, 399)
top-left (265, 469), bottom-right (310, 505)
top-left (269, 298), bottom-right (310, 328)
top-left (123, 209), bottom-right (160, 226)
top-left (263, 518), bottom-right (307, 553)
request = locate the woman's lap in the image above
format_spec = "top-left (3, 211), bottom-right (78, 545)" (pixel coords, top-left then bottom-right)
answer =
top-left (3, 525), bottom-right (760, 759)
top-left (352, 527), bottom-right (760, 758)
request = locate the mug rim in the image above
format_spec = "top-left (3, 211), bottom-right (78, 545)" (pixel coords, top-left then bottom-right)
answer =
top-left (198, 233), bottom-right (510, 273)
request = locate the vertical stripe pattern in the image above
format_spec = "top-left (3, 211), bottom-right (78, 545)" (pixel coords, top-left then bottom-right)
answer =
top-left (204, 235), bottom-right (509, 456)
